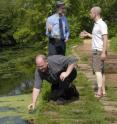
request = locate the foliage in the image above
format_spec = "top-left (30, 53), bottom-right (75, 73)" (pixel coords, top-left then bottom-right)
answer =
top-left (110, 34), bottom-right (117, 53)
top-left (0, 42), bottom-right (46, 95)
top-left (13, 27), bottom-right (35, 43)
top-left (0, 0), bottom-right (117, 46)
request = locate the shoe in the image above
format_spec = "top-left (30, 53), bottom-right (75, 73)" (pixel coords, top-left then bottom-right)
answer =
top-left (95, 93), bottom-right (103, 99)
top-left (56, 98), bottom-right (66, 105)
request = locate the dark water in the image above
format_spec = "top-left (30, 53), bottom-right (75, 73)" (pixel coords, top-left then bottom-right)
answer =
top-left (0, 107), bottom-right (16, 112)
top-left (0, 45), bottom-right (45, 124)
top-left (0, 116), bottom-right (36, 124)
top-left (0, 47), bottom-right (34, 95)
top-left (8, 80), bottom-right (33, 96)
top-left (0, 107), bottom-right (36, 124)
top-left (0, 49), bottom-right (37, 124)
top-left (0, 116), bottom-right (35, 124)
top-left (0, 116), bottom-right (27, 124)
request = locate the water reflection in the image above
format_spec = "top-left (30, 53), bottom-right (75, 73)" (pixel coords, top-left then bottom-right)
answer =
top-left (25, 119), bottom-right (35, 124)
top-left (8, 80), bottom-right (33, 96)
top-left (0, 106), bottom-right (36, 124)
top-left (0, 116), bottom-right (36, 124)
top-left (0, 107), bottom-right (16, 112)
top-left (0, 116), bottom-right (27, 124)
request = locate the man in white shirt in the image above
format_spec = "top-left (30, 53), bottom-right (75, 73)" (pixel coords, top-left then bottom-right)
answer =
top-left (80, 6), bottom-right (108, 98)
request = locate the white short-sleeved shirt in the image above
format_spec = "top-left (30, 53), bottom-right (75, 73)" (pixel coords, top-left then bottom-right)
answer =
top-left (92, 18), bottom-right (108, 51)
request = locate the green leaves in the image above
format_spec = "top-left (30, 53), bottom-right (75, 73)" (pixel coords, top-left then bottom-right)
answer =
top-left (0, 0), bottom-right (117, 46)
top-left (13, 27), bottom-right (35, 43)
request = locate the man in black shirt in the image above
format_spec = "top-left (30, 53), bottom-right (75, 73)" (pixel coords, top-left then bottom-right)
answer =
top-left (28, 55), bottom-right (79, 111)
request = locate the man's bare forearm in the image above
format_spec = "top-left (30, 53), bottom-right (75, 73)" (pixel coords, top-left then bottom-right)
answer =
top-left (87, 33), bottom-right (92, 38)
top-left (102, 34), bottom-right (108, 53)
top-left (66, 63), bottom-right (76, 76)
top-left (32, 88), bottom-right (40, 105)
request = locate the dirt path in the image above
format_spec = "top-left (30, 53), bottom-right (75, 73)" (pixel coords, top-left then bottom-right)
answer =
top-left (72, 39), bottom-right (117, 124)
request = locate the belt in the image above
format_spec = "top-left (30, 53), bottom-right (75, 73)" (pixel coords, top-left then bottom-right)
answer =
top-left (92, 50), bottom-right (102, 56)
top-left (92, 49), bottom-right (102, 52)
top-left (49, 38), bottom-right (65, 42)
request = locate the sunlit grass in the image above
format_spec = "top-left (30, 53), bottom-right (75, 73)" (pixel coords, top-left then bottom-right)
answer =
top-left (110, 34), bottom-right (117, 53)
top-left (37, 73), bottom-right (107, 124)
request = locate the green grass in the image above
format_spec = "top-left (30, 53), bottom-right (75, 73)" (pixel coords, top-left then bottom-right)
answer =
top-left (66, 38), bottom-right (83, 55)
top-left (80, 53), bottom-right (89, 63)
top-left (36, 73), bottom-right (107, 124)
top-left (34, 38), bottom-right (108, 124)
top-left (110, 34), bottom-right (117, 53)
top-left (106, 82), bottom-right (117, 101)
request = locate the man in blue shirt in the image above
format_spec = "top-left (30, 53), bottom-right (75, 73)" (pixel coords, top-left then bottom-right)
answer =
top-left (46, 1), bottom-right (70, 56)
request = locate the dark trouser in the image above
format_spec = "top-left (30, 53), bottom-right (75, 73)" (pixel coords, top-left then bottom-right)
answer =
top-left (48, 38), bottom-right (66, 56)
top-left (49, 69), bottom-right (79, 101)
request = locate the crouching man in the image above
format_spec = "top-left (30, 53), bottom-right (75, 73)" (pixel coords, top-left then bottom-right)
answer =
top-left (28, 55), bottom-right (79, 111)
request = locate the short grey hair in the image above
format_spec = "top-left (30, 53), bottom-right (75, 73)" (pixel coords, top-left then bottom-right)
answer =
top-left (56, 1), bottom-right (65, 8)
top-left (91, 6), bottom-right (102, 15)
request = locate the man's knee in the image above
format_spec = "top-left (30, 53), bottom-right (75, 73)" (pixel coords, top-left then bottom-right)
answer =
top-left (63, 84), bottom-right (79, 100)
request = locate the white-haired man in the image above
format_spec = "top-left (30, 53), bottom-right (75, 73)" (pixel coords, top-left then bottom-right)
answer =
top-left (80, 6), bottom-right (108, 98)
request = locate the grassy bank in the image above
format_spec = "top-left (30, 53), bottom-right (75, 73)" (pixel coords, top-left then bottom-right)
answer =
top-left (35, 39), bottom-right (107, 124)
top-left (0, 36), bottom-right (116, 123)
top-left (110, 34), bottom-right (117, 53)
top-left (36, 72), bottom-right (107, 124)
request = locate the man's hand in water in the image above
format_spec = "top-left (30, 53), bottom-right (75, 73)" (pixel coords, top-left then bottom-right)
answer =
top-left (28, 103), bottom-right (35, 112)
top-left (28, 88), bottom-right (40, 113)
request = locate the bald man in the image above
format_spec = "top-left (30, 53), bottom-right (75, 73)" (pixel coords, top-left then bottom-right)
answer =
top-left (80, 6), bottom-right (108, 98)
top-left (28, 55), bottom-right (79, 111)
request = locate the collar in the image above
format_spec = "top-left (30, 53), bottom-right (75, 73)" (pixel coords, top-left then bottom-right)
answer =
top-left (95, 18), bottom-right (102, 24)
top-left (55, 13), bottom-right (64, 18)
top-left (55, 13), bottom-right (59, 17)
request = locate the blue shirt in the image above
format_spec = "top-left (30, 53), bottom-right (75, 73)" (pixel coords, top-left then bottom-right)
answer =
top-left (46, 14), bottom-right (70, 40)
